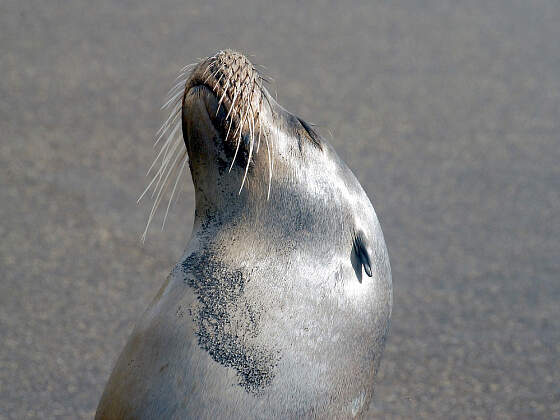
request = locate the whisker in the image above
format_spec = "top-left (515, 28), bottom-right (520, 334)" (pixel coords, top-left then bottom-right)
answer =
top-left (239, 109), bottom-right (255, 193)
top-left (170, 85), bottom-right (187, 103)
top-left (260, 75), bottom-right (273, 84)
top-left (155, 104), bottom-right (180, 137)
top-left (256, 110), bottom-right (262, 154)
top-left (229, 94), bottom-right (251, 173)
top-left (225, 83), bottom-right (241, 122)
top-left (179, 62), bottom-right (197, 73)
top-left (154, 107), bottom-right (181, 148)
top-left (161, 90), bottom-right (184, 110)
top-left (155, 117), bottom-right (182, 161)
top-left (265, 129), bottom-right (272, 200)
top-left (173, 70), bottom-right (191, 83)
top-left (204, 68), bottom-right (221, 85)
top-left (148, 120), bottom-right (181, 175)
top-left (225, 114), bottom-right (235, 144)
top-left (167, 77), bottom-right (188, 93)
top-left (216, 77), bottom-right (232, 117)
top-left (152, 136), bottom-right (183, 198)
top-left (157, 143), bottom-right (185, 203)
top-left (215, 72), bottom-right (225, 88)
top-left (162, 150), bottom-right (188, 230)
top-left (144, 139), bottom-right (184, 230)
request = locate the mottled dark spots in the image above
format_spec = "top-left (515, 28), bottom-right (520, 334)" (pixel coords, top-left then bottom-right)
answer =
top-left (182, 252), bottom-right (278, 394)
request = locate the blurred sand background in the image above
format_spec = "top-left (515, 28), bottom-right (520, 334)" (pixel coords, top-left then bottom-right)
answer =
top-left (1, 0), bottom-right (559, 418)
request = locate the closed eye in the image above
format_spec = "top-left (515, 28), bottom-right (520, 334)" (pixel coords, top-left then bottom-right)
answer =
top-left (297, 117), bottom-right (322, 149)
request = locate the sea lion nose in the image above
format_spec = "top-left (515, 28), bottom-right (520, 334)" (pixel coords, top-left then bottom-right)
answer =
top-left (218, 50), bottom-right (254, 73)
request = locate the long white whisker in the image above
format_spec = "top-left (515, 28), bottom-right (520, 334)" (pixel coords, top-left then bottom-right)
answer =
top-left (179, 62), bottom-right (197, 73)
top-left (152, 137), bottom-right (182, 198)
top-left (166, 84), bottom-right (185, 103)
top-left (139, 138), bottom-right (179, 204)
top-left (216, 76), bottom-right (232, 112)
top-left (138, 167), bottom-right (160, 204)
top-left (204, 68), bottom-right (221, 85)
top-left (215, 72), bottom-right (225, 89)
top-left (160, 143), bottom-right (185, 195)
top-left (141, 175), bottom-right (170, 243)
top-left (154, 109), bottom-right (181, 148)
top-left (226, 84), bottom-right (240, 122)
top-left (167, 77), bottom-right (188, 93)
top-left (154, 119), bottom-right (182, 168)
top-left (162, 152), bottom-right (188, 230)
top-left (256, 103), bottom-right (263, 154)
top-left (229, 95), bottom-right (251, 172)
top-left (147, 121), bottom-right (181, 176)
top-left (161, 90), bottom-right (184, 110)
top-left (151, 140), bottom-right (184, 215)
top-left (239, 108), bottom-right (255, 193)
top-left (155, 105), bottom-right (181, 140)
top-left (265, 130), bottom-right (272, 200)
top-left (173, 70), bottom-right (191, 83)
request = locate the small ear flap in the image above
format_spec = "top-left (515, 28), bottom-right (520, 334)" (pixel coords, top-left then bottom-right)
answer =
top-left (354, 232), bottom-right (373, 278)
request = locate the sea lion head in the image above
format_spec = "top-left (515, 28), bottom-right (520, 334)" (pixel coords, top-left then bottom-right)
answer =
top-left (182, 51), bottom-right (321, 207)
top-left (144, 49), bottom-right (385, 283)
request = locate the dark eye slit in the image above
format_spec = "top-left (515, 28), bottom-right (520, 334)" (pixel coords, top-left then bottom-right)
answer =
top-left (297, 117), bottom-right (322, 149)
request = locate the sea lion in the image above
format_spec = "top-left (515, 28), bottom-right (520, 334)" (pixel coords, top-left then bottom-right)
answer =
top-left (96, 50), bottom-right (392, 419)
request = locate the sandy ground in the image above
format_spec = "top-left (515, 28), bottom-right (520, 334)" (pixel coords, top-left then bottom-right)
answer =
top-left (1, 0), bottom-right (559, 418)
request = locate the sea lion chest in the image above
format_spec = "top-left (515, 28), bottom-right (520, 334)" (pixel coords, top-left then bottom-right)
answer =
top-left (100, 234), bottom-right (390, 419)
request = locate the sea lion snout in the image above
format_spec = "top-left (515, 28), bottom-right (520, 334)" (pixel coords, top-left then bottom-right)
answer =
top-left (183, 50), bottom-right (265, 150)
